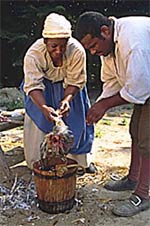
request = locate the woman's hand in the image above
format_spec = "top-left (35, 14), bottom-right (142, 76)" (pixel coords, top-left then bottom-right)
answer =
top-left (41, 105), bottom-right (59, 122)
top-left (59, 99), bottom-right (70, 116)
top-left (58, 85), bottom-right (79, 117)
top-left (29, 90), bottom-right (59, 122)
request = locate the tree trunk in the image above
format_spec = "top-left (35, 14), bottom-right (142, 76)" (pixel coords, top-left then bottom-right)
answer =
top-left (0, 145), bottom-right (14, 184)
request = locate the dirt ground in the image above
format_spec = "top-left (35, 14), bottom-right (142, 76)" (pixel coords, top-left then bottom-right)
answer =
top-left (0, 106), bottom-right (150, 226)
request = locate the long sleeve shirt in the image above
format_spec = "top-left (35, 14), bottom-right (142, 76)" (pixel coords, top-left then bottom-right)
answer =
top-left (98, 16), bottom-right (150, 104)
top-left (23, 37), bottom-right (87, 95)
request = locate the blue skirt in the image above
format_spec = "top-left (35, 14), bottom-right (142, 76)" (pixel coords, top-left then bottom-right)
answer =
top-left (21, 78), bottom-right (94, 155)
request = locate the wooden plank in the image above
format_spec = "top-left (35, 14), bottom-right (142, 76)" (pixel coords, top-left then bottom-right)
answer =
top-left (0, 113), bottom-right (24, 131)
top-left (0, 120), bottom-right (23, 132)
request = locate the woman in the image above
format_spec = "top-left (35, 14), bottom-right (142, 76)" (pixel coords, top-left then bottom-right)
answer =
top-left (21, 13), bottom-right (96, 173)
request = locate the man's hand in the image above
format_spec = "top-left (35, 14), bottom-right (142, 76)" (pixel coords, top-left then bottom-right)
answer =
top-left (86, 93), bottom-right (129, 125)
top-left (86, 101), bottom-right (107, 125)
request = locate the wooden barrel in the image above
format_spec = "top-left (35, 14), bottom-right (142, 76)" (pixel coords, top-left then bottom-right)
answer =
top-left (33, 157), bottom-right (78, 214)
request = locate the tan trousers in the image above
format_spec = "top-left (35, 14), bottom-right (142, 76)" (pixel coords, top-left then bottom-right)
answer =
top-left (24, 114), bottom-right (94, 169)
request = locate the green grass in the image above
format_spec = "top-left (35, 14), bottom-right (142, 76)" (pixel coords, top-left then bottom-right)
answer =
top-left (95, 128), bottom-right (103, 138)
top-left (118, 118), bottom-right (128, 126)
top-left (101, 118), bottom-right (112, 126)
top-left (6, 99), bottom-right (24, 110)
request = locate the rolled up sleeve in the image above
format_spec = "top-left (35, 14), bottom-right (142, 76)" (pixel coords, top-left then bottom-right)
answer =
top-left (97, 57), bottom-right (122, 101)
top-left (23, 54), bottom-right (45, 95)
top-left (120, 49), bottom-right (150, 104)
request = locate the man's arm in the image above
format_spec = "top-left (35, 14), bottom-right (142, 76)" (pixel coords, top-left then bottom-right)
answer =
top-left (86, 92), bottom-right (129, 124)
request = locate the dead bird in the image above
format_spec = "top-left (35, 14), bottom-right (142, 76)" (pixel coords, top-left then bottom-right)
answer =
top-left (40, 115), bottom-right (74, 160)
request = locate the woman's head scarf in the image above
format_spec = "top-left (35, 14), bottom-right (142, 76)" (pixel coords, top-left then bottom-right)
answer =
top-left (42, 13), bottom-right (72, 38)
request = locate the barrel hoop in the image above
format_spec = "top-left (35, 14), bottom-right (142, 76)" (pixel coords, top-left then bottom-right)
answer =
top-left (38, 196), bottom-right (75, 206)
top-left (38, 196), bottom-right (75, 213)
top-left (34, 171), bottom-right (76, 180)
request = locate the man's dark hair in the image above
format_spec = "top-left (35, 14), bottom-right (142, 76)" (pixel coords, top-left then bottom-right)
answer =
top-left (75, 11), bottom-right (111, 40)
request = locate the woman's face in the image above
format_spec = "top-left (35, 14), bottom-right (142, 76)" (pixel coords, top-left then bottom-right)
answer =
top-left (44, 38), bottom-right (68, 60)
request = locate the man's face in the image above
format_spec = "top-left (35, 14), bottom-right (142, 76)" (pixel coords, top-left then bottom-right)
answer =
top-left (45, 38), bottom-right (68, 60)
top-left (80, 33), bottom-right (113, 57)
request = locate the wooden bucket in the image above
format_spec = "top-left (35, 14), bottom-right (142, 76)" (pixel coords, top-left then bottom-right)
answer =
top-left (33, 157), bottom-right (83, 214)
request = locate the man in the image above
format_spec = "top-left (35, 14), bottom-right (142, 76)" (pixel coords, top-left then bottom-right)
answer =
top-left (75, 11), bottom-right (150, 217)
top-left (21, 13), bottom-right (97, 173)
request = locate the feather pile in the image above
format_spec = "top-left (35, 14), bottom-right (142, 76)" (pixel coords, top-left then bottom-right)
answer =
top-left (40, 118), bottom-right (74, 160)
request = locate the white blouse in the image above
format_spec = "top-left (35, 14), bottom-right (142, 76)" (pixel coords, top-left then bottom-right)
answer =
top-left (23, 37), bottom-right (87, 95)
top-left (98, 16), bottom-right (150, 104)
